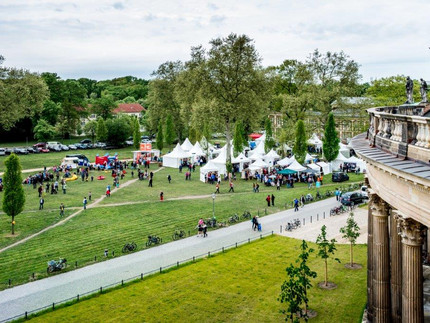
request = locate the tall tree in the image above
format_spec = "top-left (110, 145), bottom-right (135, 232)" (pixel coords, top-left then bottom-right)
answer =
top-left (316, 225), bottom-right (340, 287)
top-left (133, 118), bottom-right (141, 150)
top-left (156, 122), bottom-right (164, 151)
top-left (233, 120), bottom-right (246, 157)
top-left (322, 112), bottom-right (340, 162)
top-left (180, 33), bottom-right (271, 169)
top-left (84, 120), bottom-right (98, 144)
top-left (40, 100), bottom-right (62, 126)
top-left (96, 117), bottom-right (108, 142)
top-left (296, 240), bottom-right (317, 321)
top-left (340, 212), bottom-right (361, 268)
top-left (33, 119), bottom-right (56, 142)
top-left (164, 114), bottom-right (175, 148)
top-left (105, 116), bottom-right (130, 146)
top-left (92, 95), bottom-right (117, 120)
top-left (2, 154), bottom-right (25, 235)
top-left (293, 120), bottom-right (307, 164)
top-left (264, 117), bottom-right (275, 152)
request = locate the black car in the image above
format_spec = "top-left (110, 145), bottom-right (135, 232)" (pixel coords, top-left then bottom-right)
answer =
top-left (340, 192), bottom-right (368, 206)
top-left (13, 148), bottom-right (28, 155)
top-left (332, 172), bottom-right (349, 182)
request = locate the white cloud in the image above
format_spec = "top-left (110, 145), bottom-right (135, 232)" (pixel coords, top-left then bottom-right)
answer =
top-left (0, 0), bottom-right (429, 81)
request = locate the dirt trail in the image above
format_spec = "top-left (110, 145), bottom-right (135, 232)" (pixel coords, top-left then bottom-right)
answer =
top-left (0, 168), bottom-right (164, 254)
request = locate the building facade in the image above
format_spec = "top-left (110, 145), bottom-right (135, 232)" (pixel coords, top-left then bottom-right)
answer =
top-left (350, 103), bottom-right (430, 322)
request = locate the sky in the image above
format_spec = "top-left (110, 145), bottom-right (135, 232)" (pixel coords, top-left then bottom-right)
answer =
top-left (1, 0), bottom-right (429, 82)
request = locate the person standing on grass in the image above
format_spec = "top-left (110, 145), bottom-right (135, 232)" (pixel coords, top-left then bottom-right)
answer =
top-left (160, 191), bottom-right (164, 201)
top-left (266, 195), bottom-right (271, 207)
top-left (253, 182), bottom-right (256, 193)
top-left (255, 183), bottom-right (260, 193)
top-left (215, 182), bottom-right (220, 194)
top-left (228, 181), bottom-right (234, 193)
top-left (38, 185), bottom-right (43, 197)
top-left (300, 194), bottom-right (305, 208)
top-left (39, 197), bottom-right (44, 210)
top-left (167, 174), bottom-right (171, 183)
top-left (83, 197), bottom-right (87, 210)
top-left (62, 182), bottom-right (67, 194)
top-left (60, 203), bottom-right (65, 217)
top-left (89, 191), bottom-right (92, 201)
top-left (276, 180), bottom-right (280, 191)
top-left (271, 194), bottom-right (275, 207)
top-left (148, 177), bottom-right (153, 187)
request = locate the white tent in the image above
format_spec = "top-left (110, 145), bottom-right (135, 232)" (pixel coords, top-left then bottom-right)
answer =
top-left (316, 161), bottom-right (331, 174)
top-left (339, 143), bottom-right (351, 158)
top-left (211, 146), bottom-right (227, 174)
top-left (249, 140), bottom-right (265, 160)
top-left (249, 157), bottom-right (269, 171)
top-left (287, 160), bottom-right (307, 172)
top-left (255, 133), bottom-right (266, 145)
top-left (264, 149), bottom-right (280, 168)
top-left (199, 160), bottom-right (221, 182)
top-left (346, 155), bottom-right (366, 172)
top-left (305, 153), bottom-right (315, 162)
top-left (232, 152), bottom-right (251, 172)
top-left (181, 138), bottom-right (194, 152)
top-left (308, 133), bottom-right (323, 150)
top-left (330, 151), bottom-right (349, 171)
top-left (307, 163), bottom-right (321, 173)
top-left (277, 156), bottom-right (292, 167)
top-left (190, 141), bottom-right (206, 157)
top-left (283, 144), bottom-right (292, 153)
top-left (162, 143), bottom-right (192, 168)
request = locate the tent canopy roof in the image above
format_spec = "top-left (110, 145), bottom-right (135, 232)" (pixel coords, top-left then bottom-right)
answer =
top-left (200, 160), bottom-right (220, 172)
top-left (189, 141), bottom-right (206, 156)
top-left (181, 138), bottom-right (194, 152)
top-left (265, 149), bottom-right (280, 159)
top-left (287, 160), bottom-right (307, 172)
top-left (164, 143), bottom-right (191, 158)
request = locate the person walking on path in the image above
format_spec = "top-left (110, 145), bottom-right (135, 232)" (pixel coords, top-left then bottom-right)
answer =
top-left (252, 216), bottom-right (257, 231)
top-left (39, 198), bottom-right (44, 210)
top-left (215, 182), bottom-right (220, 194)
top-left (59, 203), bottom-right (65, 217)
top-left (271, 194), bottom-right (275, 207)
top-left (300, 194), bottom-right (305, 208)
top-left (266, 195), bottom-right (271, 207)
top-left (197, 218), bottom-right (204, 237)
top-left (228, 181), bottom-right (234, 193)
top-left (203, 223), bottom-right (208, 237)
top-left (83, 197), bottom-right (88, 210)
top-left (160, 191), bottom-right (164, 201)
top-left (255, 183), bottom-right (260, 193)
top-left (335, 188), bottom-right (339, 201)
top-left (294, 198), bottom-right (299, 212)
top-left (148, 177), bottom-right (153, 187)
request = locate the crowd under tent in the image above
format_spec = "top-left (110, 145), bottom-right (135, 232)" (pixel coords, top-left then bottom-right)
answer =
top-left (132, 142), bottom-right (161, 162)
top-left (249, 157), bottom-right (269, 172)
top-left (286, 160), bottom-right (307, 173)
top-left (330, 151), bottom-right (349, 171)
top-left (181, 138), bottom-right (194, 152)
top-left (232, 152), bottom-right (251, 172)
top-left (162, 143), bottom-right (192, 168)
top-left (264, 149), bottom-right (280, 168)
top-left (316, 161), bottom-right (331, 175)
top-left (346, 155), bottom-right (366, 172)
top-left (199, 160), bottom-right (221, 182)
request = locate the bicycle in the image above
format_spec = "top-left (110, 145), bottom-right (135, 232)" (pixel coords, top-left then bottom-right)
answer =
top-left (241, 211), bottom-right (251, 220)
top-left (217, 221), bottom-right (227, 227)
top-left (228, 214), bottom-right (240, 224)
top-left (146, 235), bottom-right (162, 247)
top-left (122, 242), bottom-right (137, 253)
top-left (172, 230), bottom-right (186, 240)
top-left (206, 217), bottom-right (217, 228)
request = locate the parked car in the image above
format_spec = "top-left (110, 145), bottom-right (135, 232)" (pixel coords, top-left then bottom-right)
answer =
top-left (68, 144), bottom-right (77, 150)
top-left (50, 146), bottom-right (62, 152)
top-left (60, 144), bottom-right (69, 151)
top-left (332, 172), bottom-right (349, 182)
top-left (13, 147), bottom-right (28, 155)
top-left (26, 147), bottom-right (39, 154)
top-left (94, 142), bottom-right (106, 148)
top-left (33, 142), bottom-right (47, 149)
top-left (74, 143), bottom-right (86, 149)
top-left (361, 185), bottom-right (368, 197)
top-left (0, 148), bottom-right (5, 156)
top-left (141, 135), bottom-right (150, 141)
top-left (80, 139), bottom-right (92, 144)
top-left (4, 148), bottom-right (13, 155)
top-left (40, 148), bottom-right (50, 153)
top-left (340, 191), bottom-right (368, 206)
top-left (47, 141), bottom-right (62, 150)
top-left (125, 140), bottom-right (134, 146)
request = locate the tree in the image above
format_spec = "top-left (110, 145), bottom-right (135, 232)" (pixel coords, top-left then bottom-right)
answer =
top-left (0, 63), bottom-right (49, 130)
top-left (92, 95), bottom-right (117, 120)
top-left (233, 120), bottom-right (246, 157)
top-left (156, 122), bottom-right (164, 151)
top-left (296, 240), bottom-right (317, 321)
top-left (316, 225), bottom-right (340, 287)
top-left (2, 154), bottom-right (25, 235)
top-left (96, 117), bottom-right (108, 142)
top-left (180, 33), bottom-right (271, 168)
top-left (164, 114), bottom-right (175, 147)
top-left (293, 120), bottom-right (307, 164)
top-left (84, 120), bottom-right (97, 144)
top-left (322, 112), bottom-right (340, 162)
top-left (40, 100), bottom-right (62, 126)
top-left (133, 118), bottom-right (141, 150)
top-left (264, 117), bottom-right (275, 152)
top-left (340, 212), bottom-right (361, 268)
top-left (33, 119), bottom-right (56, 142)
top-left (279, 263), bottom-right (303, 323)
top-left (106, 116), bottom-right (130, 146)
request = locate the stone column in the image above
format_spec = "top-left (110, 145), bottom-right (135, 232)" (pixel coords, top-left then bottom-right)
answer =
top-left (399, 218), bottom-right (425, 323)
top-left (390, 210), bottom-right (402, 322)
top-left (367, 190), bottom-right (375, 321)
top-left (372, 196), bottom-right (391, 322)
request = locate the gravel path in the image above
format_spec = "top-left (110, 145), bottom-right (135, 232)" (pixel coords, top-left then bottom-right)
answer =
top-left (0, 197), bottom-right (368, 321)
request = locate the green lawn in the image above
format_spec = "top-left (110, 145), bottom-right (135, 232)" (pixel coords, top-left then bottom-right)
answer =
top-left (26, 235), bottom-right (367, 323)
top-left (0, 169), bottom-right (364, 289)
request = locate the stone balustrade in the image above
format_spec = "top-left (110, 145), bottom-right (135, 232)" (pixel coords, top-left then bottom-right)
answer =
top-left (368, 103), bottom-right (430, 161)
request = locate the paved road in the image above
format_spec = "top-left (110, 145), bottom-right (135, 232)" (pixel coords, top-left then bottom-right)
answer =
top-left (0, 197), bottom-right (343, 321)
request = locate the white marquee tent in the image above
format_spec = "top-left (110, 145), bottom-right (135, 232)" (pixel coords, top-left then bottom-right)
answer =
top-left (316, 161), bottom-right (331, 174)
top-left (264, 149), bottom-right (280, 168)
top-left (189, 141), bottom-right (206, 161)
top-left (181, 138), bottom-right (194, 152)
top-left (286, 160), bottom-right (307, 172)
top-left (346, 155), bottom-right (366, 172)
top-left (305, 153), bottom-right (315, 162)
top-left (162, 143), bottom-right (192, 168)
top-left (249, 157), bottom-right (269, 171)
top-left (308, 133), bottom-right (323, 150)
top-left (200, 160), bottom-right (221, 182)
top-left (330, 151), bottom-right (349, 171)
top-left (232, 152), bottom-right (251, 172)
top-left (339, 143), bottom-right (351, 158)
top-left (249, 140), bottom-right (266, 161)
top-left (307, 163), bottom-right (321, 173)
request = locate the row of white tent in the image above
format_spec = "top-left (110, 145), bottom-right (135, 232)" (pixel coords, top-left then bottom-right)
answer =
top-left (162, 139), bottom-right (207, 168)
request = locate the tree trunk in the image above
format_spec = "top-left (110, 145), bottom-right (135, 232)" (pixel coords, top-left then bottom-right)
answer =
top-left (324, 258), bottom-right (328, 286)
top-left (11, 215), bottom-right (15, 235)
top-left (350, 242), bottom-right (353, 267)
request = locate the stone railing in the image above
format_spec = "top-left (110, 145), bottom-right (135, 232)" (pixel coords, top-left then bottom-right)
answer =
top-left (368, 103), bottom-right (430, 161)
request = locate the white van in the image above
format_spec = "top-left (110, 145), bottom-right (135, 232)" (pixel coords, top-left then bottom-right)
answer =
top-left (61, 157), bottom-right (79, 169)
top-left (0, 148), bottom-right (5, 156)
top-left (47, 142), bottom-right (62, 151)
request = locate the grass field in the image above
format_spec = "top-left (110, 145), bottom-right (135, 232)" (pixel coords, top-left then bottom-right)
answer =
top-left (0, 166), bottom-right (364, 289)
top-left (26, 235), bottom-right (367, 323)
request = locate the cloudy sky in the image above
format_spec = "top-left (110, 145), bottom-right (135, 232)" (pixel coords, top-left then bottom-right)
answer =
top-left (1, 0), bottom-right (429, 82)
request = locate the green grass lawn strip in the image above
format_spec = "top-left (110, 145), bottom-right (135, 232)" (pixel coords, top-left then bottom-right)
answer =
top-left (24, 236), bottom-right (367, 323)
